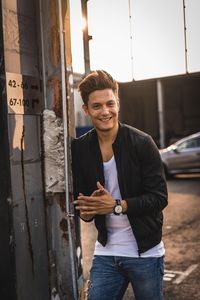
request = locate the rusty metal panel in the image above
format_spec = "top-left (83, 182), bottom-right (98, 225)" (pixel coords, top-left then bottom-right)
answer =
top-left (1, 0), bottom-right (83, 298)
top-left (0, 1), bottom-right (16, 297)
top-left (1, 0), bottom-right (49, 299)
top-left (8, 114), bottom-right (49, 299)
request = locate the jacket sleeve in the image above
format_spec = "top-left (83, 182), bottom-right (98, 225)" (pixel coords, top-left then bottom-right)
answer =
top-left (125, 135), bottom-right (168, 217)
top-left (71, 139), bottom-right (94, 222)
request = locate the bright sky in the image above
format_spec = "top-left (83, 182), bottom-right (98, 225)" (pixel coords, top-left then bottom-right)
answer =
top-left (70, 0), bottom-right (200, 82)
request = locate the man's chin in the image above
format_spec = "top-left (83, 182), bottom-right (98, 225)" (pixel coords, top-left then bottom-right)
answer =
top-left (96, 125), bottom-right (112, 132)
top-left (101, 128), bottom-right (112, 132)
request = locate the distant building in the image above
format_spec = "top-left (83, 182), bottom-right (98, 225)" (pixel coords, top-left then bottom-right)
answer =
top-left (119, 73), bottom-right (200, 147)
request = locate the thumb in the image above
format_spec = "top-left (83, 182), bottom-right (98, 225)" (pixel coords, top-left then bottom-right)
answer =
top-left (96, 181), bottom-right (108, 193)
top-left (96, 181), bottom-right (104, 189)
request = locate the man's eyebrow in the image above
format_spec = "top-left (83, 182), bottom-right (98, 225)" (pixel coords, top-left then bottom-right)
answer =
top-left (91, 102), bottom-right (101, 105)
top-left (90, 99), bottom-right (116, 105)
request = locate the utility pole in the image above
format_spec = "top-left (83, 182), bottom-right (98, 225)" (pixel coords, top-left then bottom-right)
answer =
top-left (41, 0), bottom-right (83, 298)
top-left (157, 79), bottom-right (166, 148)
top-left (81, 0), bottom-right (92, 75)
top-left (57, 0), bottom-right (79, 298)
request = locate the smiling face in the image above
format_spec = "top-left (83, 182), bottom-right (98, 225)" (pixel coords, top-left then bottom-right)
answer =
top-left (83, 88), bottom-right (120, 134)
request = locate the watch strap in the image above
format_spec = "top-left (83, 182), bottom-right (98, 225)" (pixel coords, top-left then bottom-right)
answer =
top-left (115, 199), bottom-right (121, 206)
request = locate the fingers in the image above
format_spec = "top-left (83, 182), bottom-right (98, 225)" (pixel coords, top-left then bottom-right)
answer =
top-left (96, 181), bottom-right (104, 190)
top-left (76, 204), bottom-right (95, 212)
top-left (74, 200), bottom-right (98, 215)
top-left (96, 181), bottom-right (109, 195)
top-left (74, 198), bottom-right (99, 207)
top-left (77, 182), bottom-right (107, 198)
top-left (77, 195), bottom-right (98, 202)
top-left (91, 189), bottom-right (104, 196)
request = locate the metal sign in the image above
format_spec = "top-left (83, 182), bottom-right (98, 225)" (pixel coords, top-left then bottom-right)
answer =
top-left (6, 72), bottom-right (43, 115)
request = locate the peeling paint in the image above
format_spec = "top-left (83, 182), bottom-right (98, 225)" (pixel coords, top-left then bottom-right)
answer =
top-left (59, 218), bottom-right (69, 240)
top-left (49, 250), bottom-right (60, 300)
top-left (43, 109), bottom-right (65, 193)
top-left (51, 287), bottom-right (61, 300)
top-left (48, 77), bottom-right (62, 118)
top-left (50, 1), bottom-right (59, 67)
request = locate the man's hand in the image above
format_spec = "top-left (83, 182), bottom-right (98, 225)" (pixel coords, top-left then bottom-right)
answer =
top-left (74, 182), bottom-right (115, 219)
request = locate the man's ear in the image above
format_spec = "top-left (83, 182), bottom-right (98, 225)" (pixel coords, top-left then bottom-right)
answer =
top-left (82, 104), bottom-right (88, 115)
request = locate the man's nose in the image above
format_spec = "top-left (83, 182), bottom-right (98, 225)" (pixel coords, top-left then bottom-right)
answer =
top-left (101, 105), bottom-right (109, 114)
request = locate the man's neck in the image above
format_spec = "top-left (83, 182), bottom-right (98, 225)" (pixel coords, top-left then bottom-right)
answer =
top-left (96, 124), bottom-right (119, 145)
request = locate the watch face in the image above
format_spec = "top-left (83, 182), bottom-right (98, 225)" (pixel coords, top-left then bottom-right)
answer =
top-left (114, 205), bottom-right (123, 214)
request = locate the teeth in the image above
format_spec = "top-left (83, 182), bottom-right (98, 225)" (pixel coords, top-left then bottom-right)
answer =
top-left (100, 117), bottom-right (111, 121)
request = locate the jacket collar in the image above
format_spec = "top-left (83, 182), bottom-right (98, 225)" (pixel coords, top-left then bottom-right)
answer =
top-left (90, 122), bottom-right (123, 146)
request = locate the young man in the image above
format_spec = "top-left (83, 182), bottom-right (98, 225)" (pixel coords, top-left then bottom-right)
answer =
top-left (72, 70), bottom-right (168, 300)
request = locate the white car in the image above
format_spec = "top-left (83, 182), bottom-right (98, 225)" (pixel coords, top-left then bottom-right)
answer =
top-left (160, 132), bottom-right (200, 178)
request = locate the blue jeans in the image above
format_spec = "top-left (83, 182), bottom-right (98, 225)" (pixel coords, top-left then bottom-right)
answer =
top-left (88, 255), bottom-right (164, 300)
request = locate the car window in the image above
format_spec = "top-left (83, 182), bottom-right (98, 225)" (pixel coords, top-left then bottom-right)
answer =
top-left (178, 138), bottom-right (200, 150)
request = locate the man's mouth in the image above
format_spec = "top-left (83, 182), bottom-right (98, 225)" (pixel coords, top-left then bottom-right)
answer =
top-left (99, 116), bottom-right (112, 122)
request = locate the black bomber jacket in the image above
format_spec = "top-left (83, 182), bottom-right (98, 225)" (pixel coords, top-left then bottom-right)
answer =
top-left (71, 123), bottom-right (168, 254)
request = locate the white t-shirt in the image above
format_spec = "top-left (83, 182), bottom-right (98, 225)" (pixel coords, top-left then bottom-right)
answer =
top-left (94, 156), bottom-right (165, 257)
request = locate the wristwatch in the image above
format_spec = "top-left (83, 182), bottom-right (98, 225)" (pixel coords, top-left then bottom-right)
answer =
top-left (114, 199), bottom-right (123, 215)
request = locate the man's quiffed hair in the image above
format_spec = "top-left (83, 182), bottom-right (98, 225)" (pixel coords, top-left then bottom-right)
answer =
top-left (78, 70), bottom-right (118, 105)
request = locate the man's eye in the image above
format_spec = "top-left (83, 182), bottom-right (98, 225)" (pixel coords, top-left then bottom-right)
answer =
top-left (92, 104), bottom-right (100, 109)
